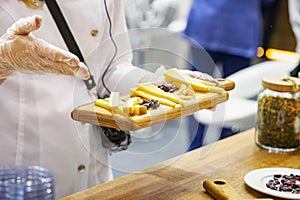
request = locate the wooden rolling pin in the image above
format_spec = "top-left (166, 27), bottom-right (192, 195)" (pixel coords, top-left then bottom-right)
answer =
top-left (203, 179), bottom-right (273, 200)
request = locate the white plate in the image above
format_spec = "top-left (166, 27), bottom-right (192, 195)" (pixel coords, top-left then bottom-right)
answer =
top-left (244, 168), bottom-right (300, 199)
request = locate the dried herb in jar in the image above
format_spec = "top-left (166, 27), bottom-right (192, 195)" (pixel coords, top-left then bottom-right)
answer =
top-left (257, 95), bottom-right (300, 149)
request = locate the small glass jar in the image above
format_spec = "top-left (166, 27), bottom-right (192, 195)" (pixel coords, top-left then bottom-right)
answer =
top-left (255, 77), bottom-right (300, 152)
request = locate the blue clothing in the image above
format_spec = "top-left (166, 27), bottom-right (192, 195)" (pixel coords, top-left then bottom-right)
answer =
top-left (184, 0), bottom-right (262, 59)
top-left (190, 47), bottom-right (251, 77)
top-left (184, 0), bottom-right (264, 152)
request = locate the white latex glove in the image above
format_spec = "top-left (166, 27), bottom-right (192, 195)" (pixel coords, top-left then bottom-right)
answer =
top-left (0, 15), bottom-right (90, 80)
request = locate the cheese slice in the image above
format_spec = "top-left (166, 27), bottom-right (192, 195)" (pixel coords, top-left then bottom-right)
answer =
top-left (108, 92), bottom-right (120, 109)
top-left (134, 105), bottom-right (148, 115)
top-left (123, 97), bottom-right (143, 114)
top-left (130, 88), bottom-right (177, 107)
top-left (163, 68), bottom-right (224, 93)
top-left (95, 99), bottom-right (110, 110)
top-left (136, 82), bottom-right (198, 106)
top-left (136, 83), bottom-right (180, 104)
top-left (95, 96), bottom-right (148, 116)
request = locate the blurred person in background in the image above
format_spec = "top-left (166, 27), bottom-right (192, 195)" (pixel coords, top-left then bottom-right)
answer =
top-left (183, 0), bottom-right (268, 78)
top-left (124, 0), bottom-right (192, 67)
top-left (125, 0), bottom-right (179, 66)
top-left (125, 0), bottom-right (178, 29)
top-left (261, 0), bottom-right (280, 53)
top-left (289, 0), bottom-right (300, 77)
top-left (184, 0), bottom-right (276, 151)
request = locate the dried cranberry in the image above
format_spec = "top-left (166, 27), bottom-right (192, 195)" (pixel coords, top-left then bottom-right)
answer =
top-left (140, 99), bottom-right (160, 110)
top-left (266, 173), bottom-right (300, 194)
top-left (157, 84), bottom-right (178, 93)
top-left (274, 174), bottom-right (282, 178)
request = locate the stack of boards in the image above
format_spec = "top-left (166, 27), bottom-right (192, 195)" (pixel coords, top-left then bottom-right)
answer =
top-left (71, 68), bottom-right (235, 131)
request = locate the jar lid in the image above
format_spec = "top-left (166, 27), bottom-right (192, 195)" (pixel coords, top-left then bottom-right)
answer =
top-left (262, 77), bottom-right (300, 93)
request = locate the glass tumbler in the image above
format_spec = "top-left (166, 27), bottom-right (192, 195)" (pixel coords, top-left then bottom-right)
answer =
top-left (0, 165), bottom-right (54, 200)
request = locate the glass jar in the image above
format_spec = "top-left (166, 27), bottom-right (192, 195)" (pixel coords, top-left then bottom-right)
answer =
top-left (255, 77), bottom-right (300, 152)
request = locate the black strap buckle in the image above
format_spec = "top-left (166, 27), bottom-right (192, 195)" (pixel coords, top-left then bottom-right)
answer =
top-left (100, 127), bottom-right (131, 154)
top-left (45, 0), bottom-right (97, 93)
top-left (290, 63), bottom-right (300, 77)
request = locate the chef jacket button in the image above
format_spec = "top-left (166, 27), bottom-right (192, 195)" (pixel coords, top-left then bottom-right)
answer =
top-left (91, 29), bottom-right (99, 37)
top-left (78, 165), bottom-right (86, 173)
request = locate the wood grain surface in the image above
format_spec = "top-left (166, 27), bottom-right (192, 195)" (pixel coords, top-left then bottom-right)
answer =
top-left (71, 79), bottom-right (234, 131)
top-left (62, 129), bottom-right (300, 200)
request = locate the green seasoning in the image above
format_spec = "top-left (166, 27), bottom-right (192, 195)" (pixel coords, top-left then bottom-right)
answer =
top-left (256, 95), bottom-right (300, 149)
top-left (255, 77), bottom-right (300, 152)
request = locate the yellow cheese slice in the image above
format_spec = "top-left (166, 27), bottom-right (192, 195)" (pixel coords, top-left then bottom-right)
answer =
top-left (123, 97), bottom-right (143, 114)
top-left (94, 99), bottom-right (111, 110)
top-left (95, 96), bottom-right (148, 116)
top-left (134, 105), bottom-right (148, 115)
top-left (136, 83), bottom-right (180, 104)
top-left (163, 68), bottom-right (224, 93)
top-left (130, 89), bottom-right (177, 108)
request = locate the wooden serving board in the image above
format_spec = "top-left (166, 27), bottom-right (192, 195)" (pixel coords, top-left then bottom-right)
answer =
top-left (71, 79), bottom-right (235, 131)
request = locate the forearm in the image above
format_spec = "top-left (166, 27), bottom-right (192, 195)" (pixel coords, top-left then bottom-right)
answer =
top-left (97, 63), bottom-right (152, 97)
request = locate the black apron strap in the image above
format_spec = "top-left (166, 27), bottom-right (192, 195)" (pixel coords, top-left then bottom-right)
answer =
top-left (45, 0), bottom-right (97, 91)
top-left (44, 0), bottom-right (131, 153)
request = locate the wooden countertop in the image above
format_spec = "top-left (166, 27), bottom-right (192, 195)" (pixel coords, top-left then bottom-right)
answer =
top-left (62, 129), bottom-right (300, 200)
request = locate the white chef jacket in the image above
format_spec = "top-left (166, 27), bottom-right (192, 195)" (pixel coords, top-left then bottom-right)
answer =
top-left (0, 0), bottom-right (151, 198)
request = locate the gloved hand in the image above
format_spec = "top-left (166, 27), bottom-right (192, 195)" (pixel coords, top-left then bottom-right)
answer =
top-left (0, 15), bottom-right (90, 80)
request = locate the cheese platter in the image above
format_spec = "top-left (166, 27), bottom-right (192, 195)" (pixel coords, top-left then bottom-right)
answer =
top-left (71, 68), bottom-right (235, 131)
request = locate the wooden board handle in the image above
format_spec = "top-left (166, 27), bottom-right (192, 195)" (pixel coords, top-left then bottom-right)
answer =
top-left (203, 179), bottom-right (241, 200)
top-left (203, 179), bottom-right (273, 200)
top-left (217, 79), bottom-right (235, 91)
